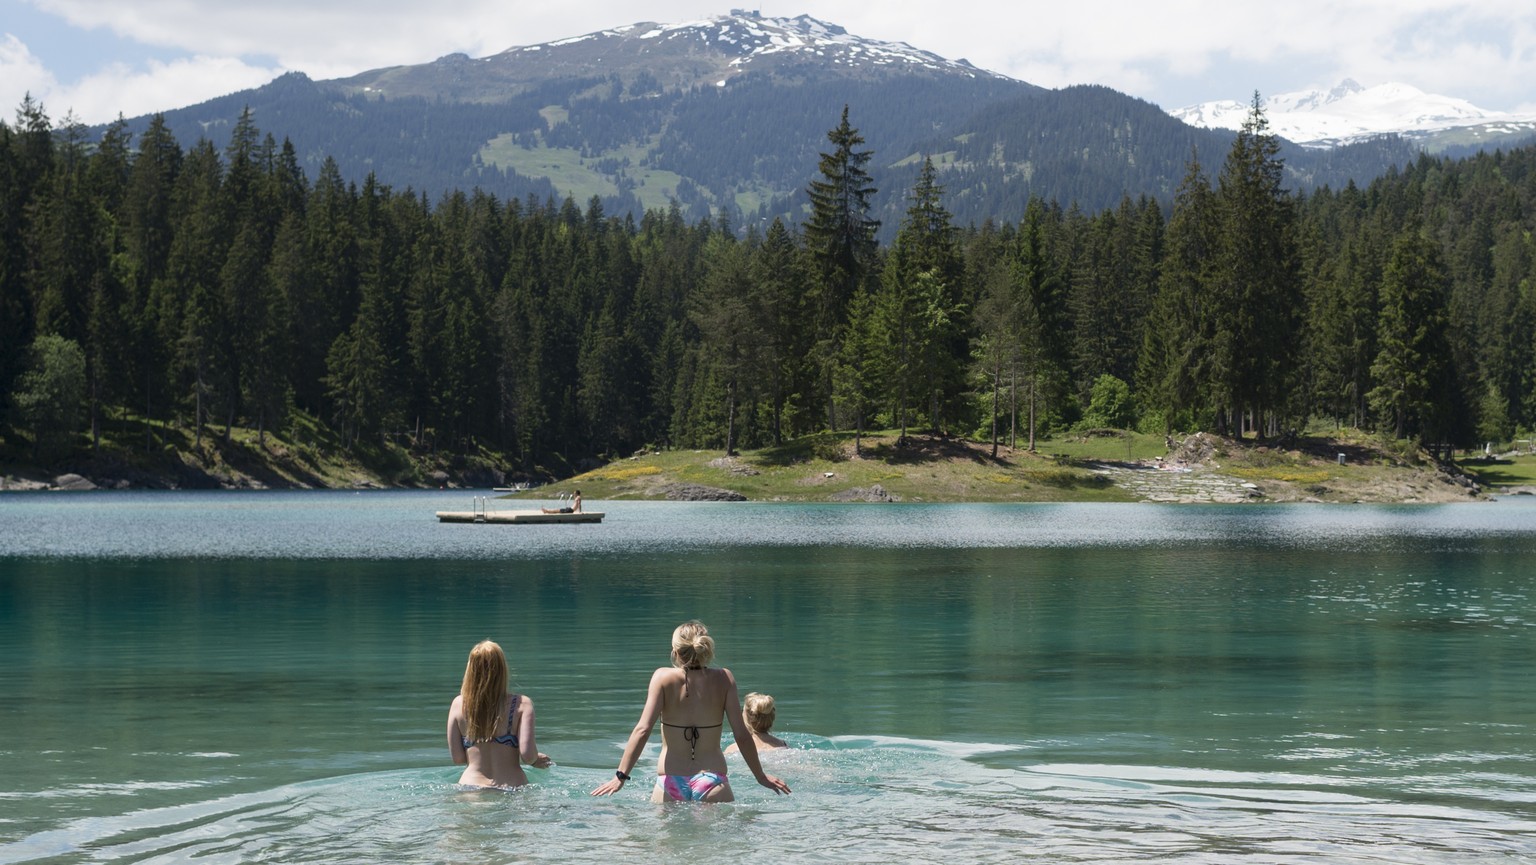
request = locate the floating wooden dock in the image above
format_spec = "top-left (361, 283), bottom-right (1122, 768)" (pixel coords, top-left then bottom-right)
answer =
top-left (437, 498), bottom-right (603, 524)
top-left (436, 509), bottom-right (603, 524)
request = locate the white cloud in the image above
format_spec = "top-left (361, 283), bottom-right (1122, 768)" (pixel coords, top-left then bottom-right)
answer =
top-left (57, 56), bottom-right (285, 125)
top-left (27, 0), bottom-right (717, 75)
top-left (9, 0), bottom-right (1536, 124)
top-left (0, 33), bottom-right (58, 118)
top-left (2, 31), bottom-right (282, 124)
top-left (797, 0), bottom-right (1536, 111)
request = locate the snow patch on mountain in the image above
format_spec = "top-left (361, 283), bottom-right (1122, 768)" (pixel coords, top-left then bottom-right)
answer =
top-left (502, 12), bottom-right (1001, 80)
top-left (1171, 79), bottom-right (1536, 147)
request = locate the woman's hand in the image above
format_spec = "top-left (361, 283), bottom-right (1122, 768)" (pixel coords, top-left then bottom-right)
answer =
top-left (528, 752), bottom-right (553, 769)
top-left (757, 773), bottom-right (791, 795)
top-left (590, 776), bottom-right (626, 796)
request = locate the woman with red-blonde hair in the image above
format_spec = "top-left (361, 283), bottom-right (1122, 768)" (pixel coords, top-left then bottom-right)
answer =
top-left (447, 640), bottom-right (551, 788)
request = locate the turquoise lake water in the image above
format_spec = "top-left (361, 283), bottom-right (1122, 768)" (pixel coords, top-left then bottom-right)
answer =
top-left (1, 491), bottom-right (1534, 863)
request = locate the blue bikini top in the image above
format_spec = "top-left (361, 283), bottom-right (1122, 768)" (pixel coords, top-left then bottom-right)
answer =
top-left (461, 693), bottom-right (521, 749)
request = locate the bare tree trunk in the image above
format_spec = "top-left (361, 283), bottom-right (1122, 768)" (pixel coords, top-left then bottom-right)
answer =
top-left (990, 360), bottom-right (1000, 459)
top-left (194, 375), bottom-right (203, 449)
top-left (1009, 367), bottom-right (1017, 450)
top-left (90, 368), bottom-right (100, 451)
top-left (1028, 373), bottom-right (1038, 452)
top-left (725, 380), bottom-right (738, 456)
top-left (145, 372), bottom-right (154, 454)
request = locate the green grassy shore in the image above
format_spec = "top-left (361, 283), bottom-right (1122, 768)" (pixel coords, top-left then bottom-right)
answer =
top-left (3, 414), bottom-right (1526, 504)
top-left (505, 429), bottom-right (1512, 505)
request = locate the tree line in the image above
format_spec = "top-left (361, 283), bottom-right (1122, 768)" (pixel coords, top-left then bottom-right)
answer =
top-left (3, 94), bottom-right (1534, 475)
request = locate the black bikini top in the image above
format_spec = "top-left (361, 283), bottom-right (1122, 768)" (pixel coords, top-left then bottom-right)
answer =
top-left (666, 666), bottom-right (721, 759)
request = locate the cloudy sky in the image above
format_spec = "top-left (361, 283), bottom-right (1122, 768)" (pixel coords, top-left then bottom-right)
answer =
top-left (3, 0), bottom-right (1534, 126)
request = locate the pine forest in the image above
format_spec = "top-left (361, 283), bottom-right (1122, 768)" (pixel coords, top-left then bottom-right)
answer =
top-left (3, 95), bottom-right (1535, 482)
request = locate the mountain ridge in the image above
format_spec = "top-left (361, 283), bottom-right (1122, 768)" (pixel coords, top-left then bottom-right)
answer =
top-left (335, 12), bottom-right (1017, 102)
top-left (92, 13), bottom-right (1419, 231)
top-left (1172, 79), bottom-right (1536, 150)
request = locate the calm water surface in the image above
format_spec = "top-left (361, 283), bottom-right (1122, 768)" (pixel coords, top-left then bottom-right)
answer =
top-left (1, 491), bottom-right (1534, 863)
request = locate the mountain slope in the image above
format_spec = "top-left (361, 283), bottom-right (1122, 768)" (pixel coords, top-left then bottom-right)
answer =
top-left (99, 14), bottom-right (1417, 231)
top-left (336, 13), bottom-right (1009, 100)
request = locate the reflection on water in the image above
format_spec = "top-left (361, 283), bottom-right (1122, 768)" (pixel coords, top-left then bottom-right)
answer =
top-left (1, 493), bottom-right (1534, 863)
top-left (4, 491), bottom-right (1536, 559)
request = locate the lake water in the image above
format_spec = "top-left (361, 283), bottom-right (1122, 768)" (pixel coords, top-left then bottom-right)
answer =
top-left (2, 491), bottom-right (1534, 863)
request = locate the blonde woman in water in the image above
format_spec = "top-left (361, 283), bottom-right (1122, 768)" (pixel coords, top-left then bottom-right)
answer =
top-left (447, 640), bottom-right (551, 788)
top-left (725, 692), bottom-right (787, 754)
top-left (590, 621), bottom-right (791, 802)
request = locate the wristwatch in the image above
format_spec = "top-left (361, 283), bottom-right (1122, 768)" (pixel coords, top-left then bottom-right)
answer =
top-left (615, 770), bottom-right (631, 782)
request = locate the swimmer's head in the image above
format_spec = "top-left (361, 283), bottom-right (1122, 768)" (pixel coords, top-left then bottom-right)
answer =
top-left (461, 640), bottom-right (509, 740)
top-left (743, 692), bottom-right (776, 735)
top-left (671, 620), bottom-right (715, 668)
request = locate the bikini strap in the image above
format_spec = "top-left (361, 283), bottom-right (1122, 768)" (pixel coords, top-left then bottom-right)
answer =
top-left (661, 720), bottom-right (723, 760)
top-left (680, 664), bottom-right (707, 699)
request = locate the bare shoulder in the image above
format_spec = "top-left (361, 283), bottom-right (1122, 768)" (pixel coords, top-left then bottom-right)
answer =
top-left (518, 693), bottom-right (534, 709)
top-left (449, 694), bottom-right (464, 711)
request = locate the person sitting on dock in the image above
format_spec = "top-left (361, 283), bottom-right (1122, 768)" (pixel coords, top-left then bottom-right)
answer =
top-left (542, 490), bottom-right (581, 514)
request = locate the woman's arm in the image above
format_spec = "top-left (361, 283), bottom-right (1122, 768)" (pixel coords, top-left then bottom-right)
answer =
top-left (590, 668), bottom-right (667, 795)
top-left (446, 696), bottom-right (468, 766)
top-left (722, 669), bottom-right (790, 795)
top-left (517, 695), bottom-right (553, 769)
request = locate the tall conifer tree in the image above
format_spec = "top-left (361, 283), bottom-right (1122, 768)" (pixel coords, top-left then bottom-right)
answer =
top-left (803, 105), bottom-right (879, 429)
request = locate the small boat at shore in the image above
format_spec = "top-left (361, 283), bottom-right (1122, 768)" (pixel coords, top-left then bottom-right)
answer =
top-left (437, 496), bottom-right (602, 524)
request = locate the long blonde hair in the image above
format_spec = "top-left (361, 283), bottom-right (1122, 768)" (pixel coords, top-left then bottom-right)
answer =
top-left (460, 640), bottom-right (509, 742)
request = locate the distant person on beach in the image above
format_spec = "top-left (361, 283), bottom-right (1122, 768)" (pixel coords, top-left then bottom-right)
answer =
top-left (590, 621), bottom-right (790, 802)
top-left (447, 640), bottom-right (551, 788)
top-left (542, 489), bottom-right (581, 514)
top-left (725, 692), bottom-right (787, 755)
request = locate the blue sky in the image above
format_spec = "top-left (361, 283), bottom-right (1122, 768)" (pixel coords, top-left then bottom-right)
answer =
top-left (3, 0), bottom-right (1534, 125)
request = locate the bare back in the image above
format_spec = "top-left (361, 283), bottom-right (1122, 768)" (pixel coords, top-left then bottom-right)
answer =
top-left (446, 692), bottom-right (539, 788)
top-left (655, 666), bottom-right (731, 776)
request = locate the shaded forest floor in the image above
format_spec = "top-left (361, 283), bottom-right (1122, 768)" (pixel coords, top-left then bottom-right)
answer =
top-left (2, 416), bottom-right (1521, 504)
top-left (0, 410), bottom-right (518, 492)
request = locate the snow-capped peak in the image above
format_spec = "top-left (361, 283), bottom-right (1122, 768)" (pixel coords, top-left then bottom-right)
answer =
top-left (501, 12), bottom-right (1003, 81)
top-left (1170, 80), bottom-right (1536, 147)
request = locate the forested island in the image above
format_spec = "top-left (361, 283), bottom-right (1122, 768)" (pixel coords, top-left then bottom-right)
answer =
top-left (1, 95), bottom-right (1533, 495)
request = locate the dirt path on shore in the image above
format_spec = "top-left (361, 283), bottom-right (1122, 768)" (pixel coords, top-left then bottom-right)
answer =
top-left (1087, 461), bottom-right (1263, 503)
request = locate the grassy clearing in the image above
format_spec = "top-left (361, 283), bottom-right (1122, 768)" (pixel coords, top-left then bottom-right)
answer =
top-left (503, 427), bottom-right (1487, 505)
top-left (1031, 429), bottom-right (1168, 462)
top-left (504, 430), bottom-right (1136, 504)
top-left (480, 136), bottom-right (620, 201)
top-left (478, 134), bottom-right (689, 212)
top-left (1458, 453), bottom-right (1536, 488)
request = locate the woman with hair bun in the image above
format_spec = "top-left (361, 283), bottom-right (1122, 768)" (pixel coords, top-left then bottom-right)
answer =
top-left (725, 692), bottom-right (786, 754)
top-left (590, 620), bottom-right (790, 802)
top-left (447, 639), bottom-right (551, 788)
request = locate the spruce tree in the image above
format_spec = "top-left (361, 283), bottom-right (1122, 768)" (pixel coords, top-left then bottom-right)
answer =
top-left (1137, 153), bottom-right (1218, 432)
top-left (1368, 230), bottom-right (1454, 444)
top-left (1211, 93), bottom-right (1302, 437)
top-left (803, 105), bottom-right (879, 429)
